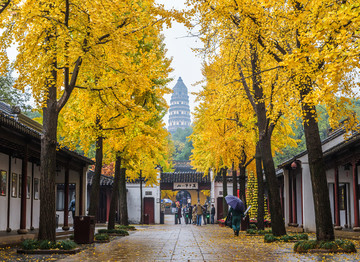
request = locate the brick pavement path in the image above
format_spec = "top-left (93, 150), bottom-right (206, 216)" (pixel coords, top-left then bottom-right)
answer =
top-left (59, 217), bottom-right (360, 261)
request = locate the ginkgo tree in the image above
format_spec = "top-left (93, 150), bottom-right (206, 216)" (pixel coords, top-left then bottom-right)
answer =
top-left (188, 0), bottom-right (360, 240)
top-left (0, 0), bottom-right (180, 241)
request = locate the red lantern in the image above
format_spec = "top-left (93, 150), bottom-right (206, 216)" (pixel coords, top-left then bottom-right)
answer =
top-left (291, 161), bottom-right (297, 169)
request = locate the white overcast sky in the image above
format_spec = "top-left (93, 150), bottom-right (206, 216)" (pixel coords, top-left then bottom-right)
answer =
top-left (157, 0), bottom-right (203, 127)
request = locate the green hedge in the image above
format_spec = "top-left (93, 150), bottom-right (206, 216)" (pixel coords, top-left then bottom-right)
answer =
top-left (294, 240), bottom-right (356, 253)
top-left (21, 239), bottom-right (77, 250)
top-left (115, 225), bottom-right (136, 231)
top-left (95, 233), bottom-right (110, 241)
top-left (264, 233), bottom-right (308, 243)
top-left (97, 229), bottom-right (129, 236)
top-left (247, 229), bottom-right (272, 235)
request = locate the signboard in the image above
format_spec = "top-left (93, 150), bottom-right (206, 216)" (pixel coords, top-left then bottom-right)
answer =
top-left (173, 182), bottom-right (198, 190)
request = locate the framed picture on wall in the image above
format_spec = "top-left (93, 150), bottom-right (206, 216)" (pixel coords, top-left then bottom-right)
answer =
top-left (0, 170), bottom-right (6, 196)
top-left (18, 174), bottom-right (22, 198)
top-left (34, 178), bottom-right (39, 200)
top-left (27, 176), bottom-right (31, 199)
top-left (11, 173), bottom-right (17, 197)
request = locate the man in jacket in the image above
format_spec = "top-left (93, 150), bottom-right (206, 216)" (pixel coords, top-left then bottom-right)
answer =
top-left (196, 202), bottom-right (203, 226)
top-left (211, 204), bottom-right (216, 224)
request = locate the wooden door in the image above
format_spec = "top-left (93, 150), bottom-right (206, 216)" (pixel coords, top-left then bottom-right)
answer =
top-left (144, 197), bottom-right (155, 224)
top-left (217, 197), bottom-right (223, 220)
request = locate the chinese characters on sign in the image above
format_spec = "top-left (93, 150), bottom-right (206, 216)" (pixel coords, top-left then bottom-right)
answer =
top-left (173, 182), bottom-right (198, 190)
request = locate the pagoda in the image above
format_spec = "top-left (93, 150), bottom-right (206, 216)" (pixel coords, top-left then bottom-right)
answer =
top-left (168, 77), bottom-right (191, 134)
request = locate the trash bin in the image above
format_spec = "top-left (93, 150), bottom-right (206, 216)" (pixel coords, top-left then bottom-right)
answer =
top-left (206, 212), bottom-right (210, 224)
top-left (160, 211), bottom-right (164, 224)
top-left (55, 214), bottom-right (59, 229)
top-left (74, 216), bottom-right (95, 244)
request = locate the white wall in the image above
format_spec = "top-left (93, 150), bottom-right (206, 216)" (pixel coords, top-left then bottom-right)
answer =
top-left (56, 167), bottom-right (81, 226)
top-left (127, 183), bottom-right (161, 224)
top-left (299, 155), bottom-right (317, 232)
top-left (9, 157), bottom-right (22, 231)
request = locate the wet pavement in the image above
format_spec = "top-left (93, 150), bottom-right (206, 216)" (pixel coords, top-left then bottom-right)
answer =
top-left (2, 215), bottom-right (360, 261)
top-left (58, 215), bottom-right (360, 262)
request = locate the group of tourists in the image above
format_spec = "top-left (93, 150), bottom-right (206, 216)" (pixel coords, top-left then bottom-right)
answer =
top-left (174, 201), bottom-right (216, 226)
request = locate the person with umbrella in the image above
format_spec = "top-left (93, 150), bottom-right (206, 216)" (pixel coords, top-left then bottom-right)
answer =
top-left (225, 195), bottom-right (245, 236)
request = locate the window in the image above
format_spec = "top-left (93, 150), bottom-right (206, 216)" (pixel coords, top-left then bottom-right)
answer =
top-left (34, 178), bottom-right (39, 200)
top-left (0, 171), bottom-right (6, 196)
top-left (56, 184), bottom-right (76, 211)
top-left (11, 173), bottom-right (17, 197)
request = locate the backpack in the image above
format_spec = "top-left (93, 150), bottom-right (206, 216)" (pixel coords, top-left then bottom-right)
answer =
top-left (225, 212), bottom-right (232, 228)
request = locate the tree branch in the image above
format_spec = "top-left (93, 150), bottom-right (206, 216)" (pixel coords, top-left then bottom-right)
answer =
top-left (237, 63), bottom-right (256, 111)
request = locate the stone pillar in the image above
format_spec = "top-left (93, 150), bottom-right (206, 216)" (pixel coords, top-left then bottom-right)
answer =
top-left (334, 166), bottom-right (341, 228)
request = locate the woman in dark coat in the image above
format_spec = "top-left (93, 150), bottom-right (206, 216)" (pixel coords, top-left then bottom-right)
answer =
top-left (228, 207), bottom-right (243, 236)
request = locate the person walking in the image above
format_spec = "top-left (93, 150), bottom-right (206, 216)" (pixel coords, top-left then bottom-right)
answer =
top-left (192, 204), bottom-right (197, 224)
top-left (202, 202), bottom-right (208, 225)
top-left (196, 202), bottom-right (203, 226)
top-left (176, 203), bottom-right (182, 224)
top-left (188, 204), bottom-right (193, 224)
top-left (210, 204), bottom-right (216, 224)
top-left (68, 197), bottom-right (75, 220)
top-left (228, 207), bottom-right (243, 236)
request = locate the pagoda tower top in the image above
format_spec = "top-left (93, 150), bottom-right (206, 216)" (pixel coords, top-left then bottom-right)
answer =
top-left (168, 77), bottom-right (191, 134)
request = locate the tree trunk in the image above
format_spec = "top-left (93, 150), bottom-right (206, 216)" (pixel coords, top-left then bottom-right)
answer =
top-left (255, 143), bottom-right (265, 230)
top-left (38, 71), bottom-right (58, 241)
top-left (108, 154), bottom-right (121, 230)
top-left (300, 81), bottom-right (334, 241)
top-left (232, 162), bottom-right (237, 197)
top-left (222, 168), bottom-right (228, 217)
top-left (250, 44), bottom-right (286, 236)
top-left (88, 133), bottom-right (103, 218)
top-left (140, 170), bottom-right (143, 224)
top-left (239, 165), bottom-right (246, 205)
top-left (119, 167), bottom-right (129, 225)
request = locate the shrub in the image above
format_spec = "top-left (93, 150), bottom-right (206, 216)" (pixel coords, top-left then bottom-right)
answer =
top-left (295, 234), bottom-right (308, 240)
top-left (21, 239), bottom-right (38, 250)
top-left (249, 224), bottom-right (257, 230)
top-left (264, 234), bottom-right (278, 243)
top-left (98, 229), bottom-right (129, 236)
top-left (116, 225), bottom-right (136, 231)
top-left (20, 239), bottom-right (77, 250)
top-left (38, 240), bottom-right (56, 250)
top-left (95, 233), bottom-right (110, 241)
top-left (294, 240), bottom-right (356, 253)
top-left (57, 240), bottom-right (77, 250)
top-left (246, 229), bottom-right (257, 234)
top-left (280, 235), bottom-right (295, 242)
top-left (336, 239), bottom-right (357, 253)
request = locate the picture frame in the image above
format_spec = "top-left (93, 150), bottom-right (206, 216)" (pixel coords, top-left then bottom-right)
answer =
top-left (34, 178), bottom-right (39, 200)
top-left (0, 170), bottom-right (6, 196)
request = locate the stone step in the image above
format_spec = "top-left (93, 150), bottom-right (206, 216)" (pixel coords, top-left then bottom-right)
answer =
top-left (56, 229), bottom-right (74, 236)
top-left (56, 234), bottom-right (73, 240)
